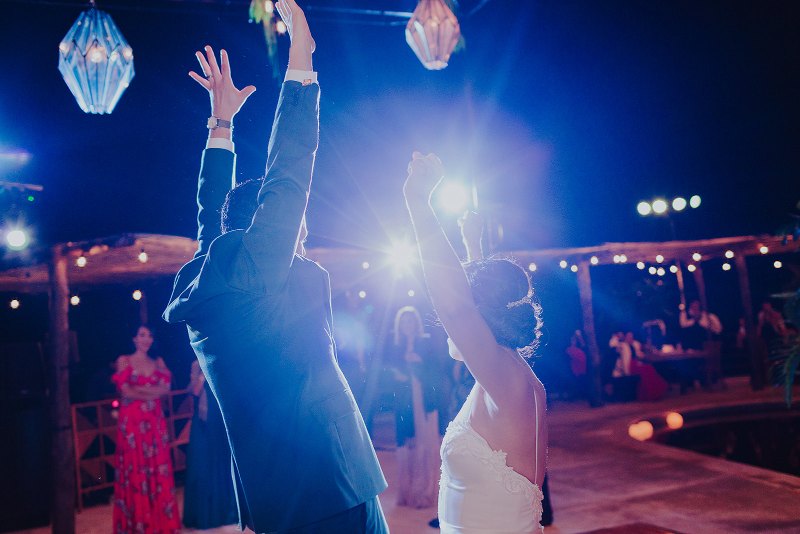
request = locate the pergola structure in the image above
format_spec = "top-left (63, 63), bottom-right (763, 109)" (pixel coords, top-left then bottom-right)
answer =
top-left (0, 232), bottom-right (797, 532)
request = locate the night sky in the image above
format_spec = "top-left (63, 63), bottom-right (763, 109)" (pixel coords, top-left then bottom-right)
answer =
top-left (1, 0), bottom-right (798, 254)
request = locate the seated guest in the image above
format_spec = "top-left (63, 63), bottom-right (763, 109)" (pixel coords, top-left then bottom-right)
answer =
top-left (679, 300), bottom-right (722, 350)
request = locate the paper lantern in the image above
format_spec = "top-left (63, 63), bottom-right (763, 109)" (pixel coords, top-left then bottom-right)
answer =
top-left (58, 8), bottom-right (135, 114)
top-left (405, 0), bottom-right (461, 70)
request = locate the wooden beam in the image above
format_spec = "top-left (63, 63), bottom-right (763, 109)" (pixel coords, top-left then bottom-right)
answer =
top-left (576, 261), bottom-right (604, 407)
top-left (47, 245), bottom-right (76, 534)
top-left (734, 252), bottom-right (763, 390)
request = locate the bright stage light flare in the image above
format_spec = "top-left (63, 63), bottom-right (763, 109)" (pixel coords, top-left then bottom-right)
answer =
top-left (5, 229), bottom-right (29, 250)
top-left (672, 197), bottom-right (687, 211)
top-left (652, 199), bottom-right (668, 215)
top-left (637, 201), bottom-right (652, 216)
top-left (437, 182), bottom-right (469, 214)
top-left (388, 240), bottom-right (418, 277)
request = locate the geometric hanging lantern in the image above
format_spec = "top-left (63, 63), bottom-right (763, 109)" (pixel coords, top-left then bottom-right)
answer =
top-left (405, 0), bottom-right (461, 70)
top-left (58, 6), bottom-right (134, 114)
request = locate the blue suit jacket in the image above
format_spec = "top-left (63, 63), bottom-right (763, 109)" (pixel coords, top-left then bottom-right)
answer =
top-left (163, 81), bottom-right (386, 533)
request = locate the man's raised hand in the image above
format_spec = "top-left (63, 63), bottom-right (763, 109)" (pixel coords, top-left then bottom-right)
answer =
top-left (189, 46), bottom-right (256, 122)
top-left (276, 0), bottom-right (315, 71)
top-left (404, 151), bottom-right (445, 204)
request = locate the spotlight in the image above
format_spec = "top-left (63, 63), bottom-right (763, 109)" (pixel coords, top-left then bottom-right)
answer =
top-left (651, 199), bottom-right (668, 215)
top-left (138, 251), bottom-right (148, 263)
top-left (648, 266), bottom-right (657, 275)
top-left (388, 240), bottom-right (417, 277)
top-left (774, 260), bottom-right (782, 269)
top-left (759, 246), bottom-right (768, 255)
top-left (132, 290), bottom-right (143, 301)
top-left (5, 228), bottom-right (29, 250)
top-left (637, 201), bottom-right (652, 216)
top-left (722, 263), bottom-right (731, 271)
top-left (590, 256), bottom-right (599, 265)
top-left (10, 299), bottom-right (20, 310)
top-left (437, 182), bottom-right (469, 214)
top-left (656, 255), bottom-right (664, 263)
top-left (669, 265), bottom-right (678, 273)
top-left (559, 260), bottom-right (568, 269)
top-left (636, 262), bottom-right (645, 270)
top-left (407, 289), bottom-right (415, 297)
top-left (70, 295), bottom-right (80, 306)
top-left (692, 252), bottom-right (702, 262)
top-left (76, 256), bottom-right (87, 268)
top-left (687, 264), bottom-right (696, 272)
top-left (689, 195), bottom-right (701, 208)
top-left (570, 265), bottom-right (578, 272)
top-left (361, 261), bottom-right (370, 270)
top-left (528, 263), bottom-right (537, 272)
top-left (358, 290), bottom-right (367, 299)
top-left (672, 197), bottom-right (687, 211)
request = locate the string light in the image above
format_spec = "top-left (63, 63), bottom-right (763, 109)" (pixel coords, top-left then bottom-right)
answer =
top-left (759, 246), bottom-right (769, 254)
top-left (652, 199), bottom-right (668, 215)
top-left (692, 252), bottom-right (702, 262)
top-left (637, 201), bottom-right (652, 216)
top-left (276, 20), bottom-right (288, 34)
top-left (672, 197), bottom-right (687, 211)
top-left (407, 289), bottom-right (415, 297)
top-left (689, 195), bottom-right (702, 208)
top-left (570, 265), bottom-right (578, 273)
top-left (358, 290), bottom-right (367, 299)
top-left (619, 254), bottom-right (628, 263)
top-left (722, 263), bottom-right (731, 271)
top-left (590, 256), bottom-right (599, 265)
top-left (687, 264), bottom-right (697, 273)
top-left (10, 299), bottom-right (20, 310)
top-left (361, 261), bottom-right (370, 270)
top-left (656, 255), bottom-right (664, 263)
top-left (666, 412), bottom-right (684, 430)
top-left (528, 263), bottom-right (537, 272)
top-left (76, 255), bottom-right (87, 268)
top-left (559, 260), bottom-right (568, 269)
top-left (137, 250), bottom-right (148, 263)
top-left (636, 262), bottom-right (645, 270)
top-left (669, 265), bottom-right (678, 274)
top-left (724, 250), bottom-right (734, 259)
top-left (613, 255), bottom-right (620, 264)
top-left (648, 266), bottom-right (657, 275)
top-left (132, 290), bottom-right (143, 301)
top-left (656, 267), bottom-right (666, 277)
top-left (70, 295), bottom-right (80, 306)
top-left (774, 260), bottom-right (783, 269)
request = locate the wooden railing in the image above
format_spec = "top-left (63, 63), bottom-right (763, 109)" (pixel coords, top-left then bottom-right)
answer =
top-left (70, 389), bottom-right (193, 511)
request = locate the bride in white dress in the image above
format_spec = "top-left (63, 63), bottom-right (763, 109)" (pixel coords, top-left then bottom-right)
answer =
top-left (404, 152), bottom-right (547, 533)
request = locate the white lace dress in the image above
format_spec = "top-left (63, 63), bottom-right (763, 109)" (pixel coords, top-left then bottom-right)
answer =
top-left (438, 393), bottom-right (544, 533)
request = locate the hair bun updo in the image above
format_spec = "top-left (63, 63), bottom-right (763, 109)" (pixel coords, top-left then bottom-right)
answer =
top-left (463, 258), bottom-right (543, 357)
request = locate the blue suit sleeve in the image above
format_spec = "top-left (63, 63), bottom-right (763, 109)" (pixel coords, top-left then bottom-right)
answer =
top-left (194, 148), bottom-right (236, 258)
top-left (241, 80), bottom-right (320, 294)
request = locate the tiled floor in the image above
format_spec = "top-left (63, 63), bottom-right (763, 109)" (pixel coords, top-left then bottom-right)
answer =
top-left (9, 377), bottom-right (800, 533)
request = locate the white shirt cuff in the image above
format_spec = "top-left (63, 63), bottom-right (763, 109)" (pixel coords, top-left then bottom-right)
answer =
top-left (206, 138), bottom-right (234, 152)
top-left (285, 69), bottom-right (318, 85)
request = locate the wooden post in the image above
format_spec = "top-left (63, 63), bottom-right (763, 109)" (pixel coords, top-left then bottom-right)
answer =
top-left (47, 245), bottom-right (76, 534)
top-left (734, 253), bottom-right (763, 390)
top-left (692, 263), bottom-right (708, 312)
top-left (576, 261), bottom-right (604, 407)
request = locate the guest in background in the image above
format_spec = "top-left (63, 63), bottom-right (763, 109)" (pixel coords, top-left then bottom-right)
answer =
top-left (112, 325), bottom-right (180, 534)
top-left (679, 300), bottom-right (722, 350)
top-left (757, 301), bottom-right (787, 346)
top-left (626, 332), bottom-right (668, 401)
top-left (389, 305), bottom-right (441, 508)
top-left (183, 360), bottom-right (237, 530)
top-left (609, 332), bottom-right (633, 378)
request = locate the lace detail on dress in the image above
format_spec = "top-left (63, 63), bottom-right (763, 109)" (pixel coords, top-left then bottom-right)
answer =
top-left (441, 420), bottom-right (543, 503)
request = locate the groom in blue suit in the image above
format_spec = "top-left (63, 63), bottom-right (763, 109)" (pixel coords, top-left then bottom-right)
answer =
top-left (163, 2), bottom-right (387, 532)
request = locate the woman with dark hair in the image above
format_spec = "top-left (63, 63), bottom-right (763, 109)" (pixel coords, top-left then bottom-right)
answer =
top-left (388, 305), bottom-right (441, 508)
top-left (404, 153), bottom-right (547, 533)
top-left (112, 325), bottom-right (180, 534)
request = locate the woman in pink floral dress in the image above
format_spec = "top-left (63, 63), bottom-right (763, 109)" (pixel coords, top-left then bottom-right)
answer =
top-left (112, 325), bottom-right (180, 534)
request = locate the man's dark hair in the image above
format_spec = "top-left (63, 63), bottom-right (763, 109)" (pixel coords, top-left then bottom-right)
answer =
top-left (221, 178), bottom-right (264, 233)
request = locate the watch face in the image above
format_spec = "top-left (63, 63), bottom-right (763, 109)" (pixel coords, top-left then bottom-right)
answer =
top-left (207, 117), bottom-right (216, 129)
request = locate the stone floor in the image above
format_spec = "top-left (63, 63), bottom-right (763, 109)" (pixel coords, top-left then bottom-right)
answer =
top-left (10, 377), bottom-right (800, 534)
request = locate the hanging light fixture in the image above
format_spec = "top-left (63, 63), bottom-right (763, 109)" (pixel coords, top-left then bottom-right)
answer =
top-left (405, 0), bottom-right (461, 70)
top-left (58, 3), bottom-right (135, 114)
